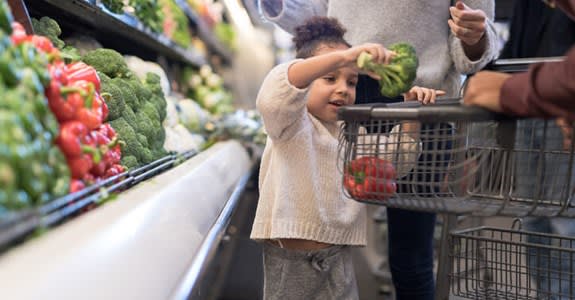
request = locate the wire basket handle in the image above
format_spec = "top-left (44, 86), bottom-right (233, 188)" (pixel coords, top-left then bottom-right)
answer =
top-left (338, 98), bottom-right (508, 123)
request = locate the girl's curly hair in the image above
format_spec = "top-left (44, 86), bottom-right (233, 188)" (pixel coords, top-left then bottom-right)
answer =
top-left (293, 16), bottom-right (350, 59)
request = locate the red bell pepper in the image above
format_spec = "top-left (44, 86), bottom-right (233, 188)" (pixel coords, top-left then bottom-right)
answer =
top-left (66, 62), bottom-right (101, 92)
top-left (10, 22), bottom-right (27, 45)
top-left (344, 157), bottom-right (397, 200)
top-left (70, 80), bottom-right (104, 130)
top-left (67, 154), bottom-right (94, 179)
top-left (27, 35), bottom-right (55, 55)
top-left (57, 121), bottom-right (89, 157)
top-left (70, 179), bottom-right (86, 193)
top-left (105, 164), bottom-right (125, 178)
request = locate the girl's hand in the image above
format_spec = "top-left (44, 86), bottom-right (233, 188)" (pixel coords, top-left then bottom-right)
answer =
top-left (403, 86), bottom-right (446, 104)
top-left (344, 43), bottom-right (395, 67)
top-left (448, 1), bottom-right (487, 46)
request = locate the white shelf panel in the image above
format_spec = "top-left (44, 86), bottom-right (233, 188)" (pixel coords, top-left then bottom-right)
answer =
top-left (0, 141), bottom-right (252, 300)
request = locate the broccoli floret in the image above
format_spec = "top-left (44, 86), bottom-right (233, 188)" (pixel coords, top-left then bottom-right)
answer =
top-left (111, 78), bottom-right (139, 111)
top-left (143, 73), bottom-right (167, 120)
top-left (144, 72), bottom-right (163, 97)
top-left (31, 17), bottom-right (65, 49)
top-left (357, 42), bottom-right (419, 98)
top-left (152, 147), bottom-right (168, 161)
top-left (137, 133), bottom-right (149, 148)
top-left (140, 148), bottom-right (154, 164)
top-left (82, 48), bottom-right (131, 79)
top-left (98, 71), bottom-right (112, 84)
top-left (120, 155), bottom-right (139, 169)
top-left (134, 111), bottom-right (155, 140)
top-left (151, 123), bottom-right (166, 149)
top-left (99, 73), bottom-right (126, 121)
top-left (141, 101), bottom-right (160, 121)
top-left (101, 0), bottom-right (125, 14)
top-left (121, 106), bottom-right (137, 126)
top-left (109, 118), bottom-right (145, 164)
top-left (126, 77), bottom-right (152, 105)
top-left (150, 94), bottom-right (167, 121)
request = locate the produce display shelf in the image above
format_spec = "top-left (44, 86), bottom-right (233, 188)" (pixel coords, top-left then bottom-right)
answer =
top-left (0, 150), bottom-right (198, 253)
top-left (25, 0), bottom-right (207, 67)
top-left (175, 0), bottom-right (234, 63)
top-left (0, 140), bottom-right (253, 300)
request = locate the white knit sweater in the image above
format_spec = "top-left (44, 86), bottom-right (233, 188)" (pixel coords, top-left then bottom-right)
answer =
top-left (250, 61), bottom-right (421, 245)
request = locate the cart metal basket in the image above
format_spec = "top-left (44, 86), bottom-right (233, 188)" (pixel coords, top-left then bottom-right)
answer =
top-left (450, 224), bottom-right (575, 300)
top-left (337, 101), bottom-right (575, 217)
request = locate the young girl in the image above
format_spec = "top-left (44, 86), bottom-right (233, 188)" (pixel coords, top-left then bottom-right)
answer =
top-left (250, 17), bottom-right (443, 299)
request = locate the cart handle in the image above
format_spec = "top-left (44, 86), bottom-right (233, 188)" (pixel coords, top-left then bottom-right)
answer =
top-left (338, 98), bottom-right (508, 122)
top-left (484, 56), bottom-right (565, 73)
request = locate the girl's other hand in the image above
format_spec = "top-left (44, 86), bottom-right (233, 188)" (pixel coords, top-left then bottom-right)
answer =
top-left (403, 86), bottom-right (446, 104)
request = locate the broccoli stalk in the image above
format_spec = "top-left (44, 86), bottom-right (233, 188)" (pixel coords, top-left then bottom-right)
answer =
top-left (357, 42), bottom-right (419, 98)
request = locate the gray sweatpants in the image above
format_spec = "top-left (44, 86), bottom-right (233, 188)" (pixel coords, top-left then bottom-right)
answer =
top-left (262, 243), bottom-right (359, 300)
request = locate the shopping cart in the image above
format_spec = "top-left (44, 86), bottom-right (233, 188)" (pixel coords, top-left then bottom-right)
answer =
top-left (337, 97), bottom-right (575, 299)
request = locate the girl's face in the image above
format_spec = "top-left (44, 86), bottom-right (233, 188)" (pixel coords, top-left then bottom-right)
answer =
top-left (307, 44), bottom-right (358, 123)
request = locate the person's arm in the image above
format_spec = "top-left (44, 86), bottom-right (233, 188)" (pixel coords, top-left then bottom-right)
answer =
top-left (463, 46), bottom-right (575, 120)
top-left (449, 0), bottom-right (499, 74)
top-left (500, 46), bottom-right (575, 120)
top-left (258, 43), bottom-right (393, 140)
top-left (256, 60), bottom-right (309, 141)
top-left (258, 0), bottom-right (328, 34)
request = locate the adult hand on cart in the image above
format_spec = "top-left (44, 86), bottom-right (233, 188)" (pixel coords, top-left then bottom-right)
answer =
top-left (462, 71), bottom-right (511, 112)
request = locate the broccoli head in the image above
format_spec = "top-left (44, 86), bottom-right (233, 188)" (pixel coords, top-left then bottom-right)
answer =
top-left (99, 74), bottom-right (126, 121)
top-left (120, 106), bottom-right (138, 126)
top-left (82, 48), bottom-right (131, 79)
top-left (357, 42), bottom-right (419, 98)
top-left (141, 101), bottom-right (160, 121)
top-left (140, 148), bottom-right (154, 164)
top-left (31, 17), bottom-right (65, 49)
top-left (109, 118), bottom-right (145, 164)
top-left (150, 94), bottom-right (167, 121)
top-left (120, 155), bottom-right (139, 170)
top-left (144, 72), bottom-right (163, 97)
top-left (111, 78), bottom-right (139, 111)
top-left (137, 133), bottom-right (149, 148)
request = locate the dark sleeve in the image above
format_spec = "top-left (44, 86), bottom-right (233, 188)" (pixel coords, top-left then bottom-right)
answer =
top-left (500, 46), bottom-right (575, 120)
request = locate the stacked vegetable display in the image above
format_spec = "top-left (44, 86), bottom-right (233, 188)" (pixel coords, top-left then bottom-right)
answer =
top-left (30, 16), bottom-right (169, 170)
top-left (0, 4), bottom-right (69, 211)
top-left (46, 60), bottom-right (123, 191)
top-left (82, 48), bottom-right (168, 170)
top-left (11, 16), bottom-right (124, 193)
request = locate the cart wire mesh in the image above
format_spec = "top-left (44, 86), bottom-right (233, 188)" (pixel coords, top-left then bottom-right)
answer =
top-left (450, 226), bottom-right (575, 300)
top-left (337, 102), bottom-right (575, 217)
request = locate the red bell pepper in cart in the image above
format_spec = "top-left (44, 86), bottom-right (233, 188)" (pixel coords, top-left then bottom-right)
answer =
top-left (344, 156), bottom-right (397, 200)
